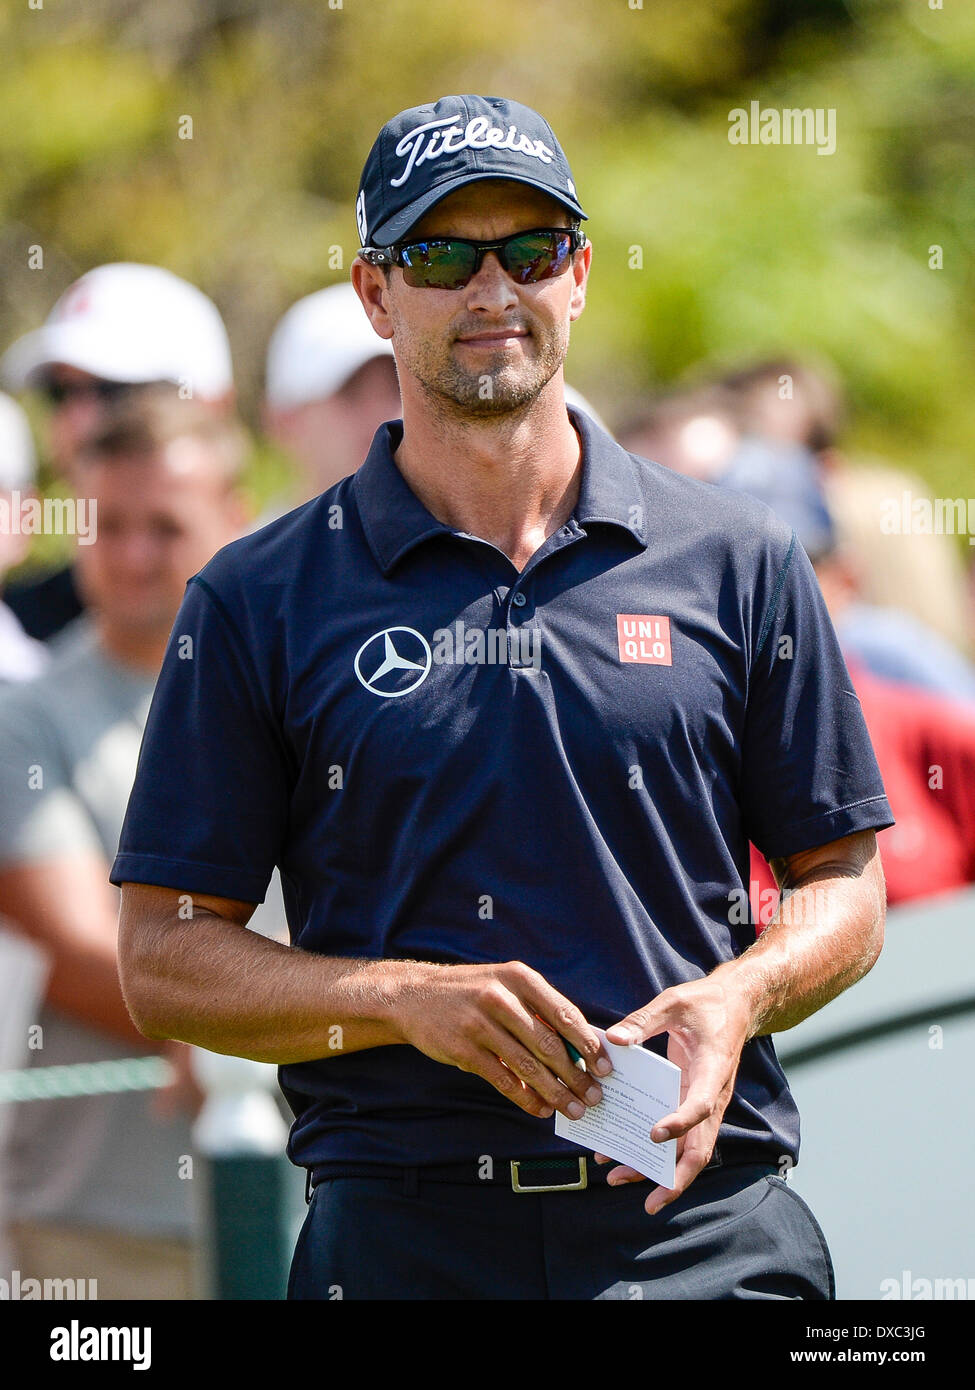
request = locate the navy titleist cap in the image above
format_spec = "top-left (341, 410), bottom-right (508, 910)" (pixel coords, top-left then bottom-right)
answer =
top-left (355, 94), bottom-right (587, 248)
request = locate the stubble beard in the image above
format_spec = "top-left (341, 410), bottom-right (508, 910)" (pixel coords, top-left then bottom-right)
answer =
top-left (408, 321), bottom-right (569, 422)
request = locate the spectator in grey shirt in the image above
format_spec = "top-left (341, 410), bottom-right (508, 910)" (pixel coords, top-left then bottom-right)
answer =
top-left (0, 391), bottom-right (252, 1298)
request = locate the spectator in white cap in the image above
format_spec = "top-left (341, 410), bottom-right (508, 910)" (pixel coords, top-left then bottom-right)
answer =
top-left (263, 282), bottom-right (402, 504)
top-left (3, 262), bottom-right (234, 477)
top-left (1, 263), bottom-right (234, 641)
top-left (0, 394), bottom-right (47, 682)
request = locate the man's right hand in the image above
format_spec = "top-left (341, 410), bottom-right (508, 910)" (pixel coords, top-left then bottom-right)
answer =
top-left (389, 959), bottom-right (612, 1120)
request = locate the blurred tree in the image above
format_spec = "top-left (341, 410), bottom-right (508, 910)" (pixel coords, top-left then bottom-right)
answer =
top-left (0, 0), bottom-right (972, 519)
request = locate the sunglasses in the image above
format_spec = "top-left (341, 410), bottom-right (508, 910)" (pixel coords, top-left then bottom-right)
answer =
top-left (40, 377), bottom-right (140, 406)
top-left (359, 227), bottom-right (586, 290)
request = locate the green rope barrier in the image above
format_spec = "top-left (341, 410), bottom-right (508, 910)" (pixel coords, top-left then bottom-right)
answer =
top-left (0, 1055), bottom-right (173, 1102)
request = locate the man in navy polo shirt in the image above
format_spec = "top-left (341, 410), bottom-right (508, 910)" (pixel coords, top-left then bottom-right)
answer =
top-left (114, 96), bottom-right (893, 1300)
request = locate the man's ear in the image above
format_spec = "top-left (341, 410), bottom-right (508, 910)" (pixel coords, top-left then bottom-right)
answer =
top-left (568, 240), bottom-right (591, 324)
top-left (351, 260), bottom-right (394, 342)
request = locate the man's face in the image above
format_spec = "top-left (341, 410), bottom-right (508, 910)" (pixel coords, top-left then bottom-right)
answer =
top-left (40, 365), bottom-right (132, 479)
top-left (266, 355), bottom-right (402, 498)
top-left (74, 440), bottom-right (245, 637)
top-left (366, 180), bottom-right (590, 420)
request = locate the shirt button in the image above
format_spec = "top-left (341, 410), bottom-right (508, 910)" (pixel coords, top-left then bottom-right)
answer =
top-left (512, 592), bottom-right (527, 608)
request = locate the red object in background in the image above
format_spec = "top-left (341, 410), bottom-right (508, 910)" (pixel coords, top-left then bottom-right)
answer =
top-left (749, 663), bottom-right (975, 930)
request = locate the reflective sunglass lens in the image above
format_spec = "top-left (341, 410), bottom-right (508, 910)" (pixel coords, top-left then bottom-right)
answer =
top-left (396, 230), bottom-right (577, 289)
top-left (504, 233), bottom-right (571, 283)
top-left (400, 241), bottom-right (477, 290)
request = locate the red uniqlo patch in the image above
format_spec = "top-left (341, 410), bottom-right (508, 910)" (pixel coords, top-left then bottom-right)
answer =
top-left (616, 614), bottom-right (673, 665)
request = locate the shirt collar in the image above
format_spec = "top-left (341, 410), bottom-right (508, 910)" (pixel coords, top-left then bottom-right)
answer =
top-left (353, 405), bottom-right (649, 576)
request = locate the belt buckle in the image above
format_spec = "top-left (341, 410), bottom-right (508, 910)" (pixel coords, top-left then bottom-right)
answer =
top-left (510, 1157), bottom-right (588, 1193)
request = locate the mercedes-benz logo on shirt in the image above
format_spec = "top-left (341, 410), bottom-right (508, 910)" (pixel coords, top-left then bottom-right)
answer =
top-left (354, 626), bottom-right (433, 698)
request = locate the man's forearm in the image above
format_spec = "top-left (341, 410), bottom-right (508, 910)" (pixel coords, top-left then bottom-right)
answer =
top-left (714, 838), bottom-right (886, 1039)
top-left (120, 904), bottom-right (429, 1063)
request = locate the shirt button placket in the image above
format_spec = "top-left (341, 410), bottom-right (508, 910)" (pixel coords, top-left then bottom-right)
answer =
top-left (508, 589), bottom-right (535, 670)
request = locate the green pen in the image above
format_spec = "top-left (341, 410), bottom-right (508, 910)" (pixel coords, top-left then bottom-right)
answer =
top-left (560, 1035), bottom-right (587, 1071)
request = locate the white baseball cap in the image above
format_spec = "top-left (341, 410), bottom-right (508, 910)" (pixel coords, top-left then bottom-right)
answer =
top-left (1, 263), bottom-right (234, 400)
top-left (265, 283), bottom-right (395, 411)
top-left (0, 392), bottom-right (37, 491)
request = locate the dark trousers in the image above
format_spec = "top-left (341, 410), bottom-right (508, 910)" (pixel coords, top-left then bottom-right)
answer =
top-left (287, 1162), bottom-right (834, 1300)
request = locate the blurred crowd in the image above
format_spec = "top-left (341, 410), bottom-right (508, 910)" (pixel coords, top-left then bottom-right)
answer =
top-left (1, 261), bottom-right (974, 1296)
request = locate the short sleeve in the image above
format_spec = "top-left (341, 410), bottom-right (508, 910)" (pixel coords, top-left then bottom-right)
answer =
top-left (0, 694), bottom-right (103, 866)
top-left (110, 576), bottom-right (291, 902)
top-left (739, 529), bottom-right (895, 860)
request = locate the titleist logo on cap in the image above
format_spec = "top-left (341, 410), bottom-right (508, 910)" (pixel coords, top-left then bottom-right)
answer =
top-left (390, 115), bottom-right (555, 188)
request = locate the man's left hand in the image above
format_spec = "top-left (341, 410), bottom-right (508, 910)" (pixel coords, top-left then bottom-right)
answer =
top-left (594, 975), bottom-right (751, 1215)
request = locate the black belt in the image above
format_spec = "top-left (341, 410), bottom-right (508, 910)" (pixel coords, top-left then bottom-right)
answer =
top-left (305, 1143), bottom-right (780, 1202)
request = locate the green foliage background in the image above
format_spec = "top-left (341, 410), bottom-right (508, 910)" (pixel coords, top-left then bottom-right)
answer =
top-left (1, 0), bottom-right (973, 509)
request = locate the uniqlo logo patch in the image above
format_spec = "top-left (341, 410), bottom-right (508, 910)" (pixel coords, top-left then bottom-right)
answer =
top-left (616, 614), bottom-right (672, 665)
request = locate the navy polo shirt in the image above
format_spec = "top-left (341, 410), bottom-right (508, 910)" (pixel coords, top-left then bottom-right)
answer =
top-left (111, 406), bottom-right (894, 1174)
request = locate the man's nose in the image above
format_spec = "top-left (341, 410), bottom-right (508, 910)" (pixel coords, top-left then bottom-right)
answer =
top-left (57, 395), bottom-right (103, 436)
top-left (114, 530), bottom-right (160, 572)
top-left (463, 252), bottom-right (519, 313)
